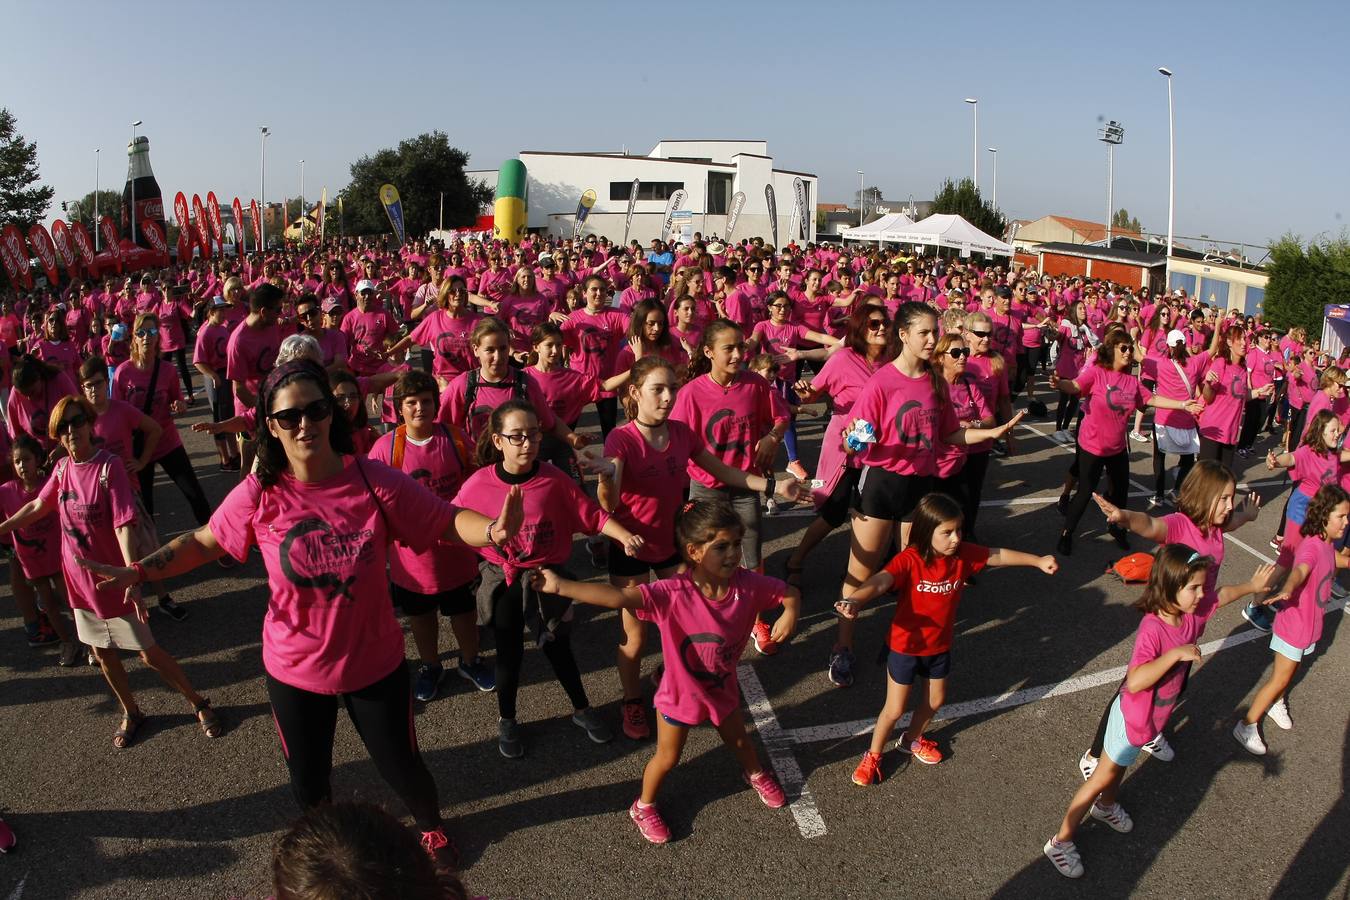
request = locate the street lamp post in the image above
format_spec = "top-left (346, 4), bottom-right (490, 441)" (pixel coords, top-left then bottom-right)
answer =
top-left (299, 159), bottom-right (305, 241)
top-left (1097, 120), bottom-right (1125, 245)
top-left (129, 120), bottom-right (142, 246)
top-left (857, 170), bottom-right (864, 227)
top-left (259, 126), bottom-right (271, 249)
top-left (1158, 67), bottom-right (1175, 279)
top-left (987, 147), bottom-right (998, 210)
top-left (94, 148), bottom-right (101, 251)
top-left (964, 98), bottom-right (979, 190)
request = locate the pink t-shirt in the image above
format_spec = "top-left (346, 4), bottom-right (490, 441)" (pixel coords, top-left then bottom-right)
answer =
top-left (636, 569), bottom-right (785, 726)
top-left (604, 420), bottom-right (704, 562)
top-left (33, 340), bottom-right (81, 376)
top-left (0, 479), bottom-right (60, 579)
top-left (530, 366), bottom-right (599, 426)
top-left (1160, 513), bottom-right (1224, 617)
top-left (938, 374), bottom-right (994, 477)
top-left (112, 360), bottom-right (184, 460)
top-left (1055, 323), bottom-right (1091, 379)
top-left (193, 321), bottom-right (230, 372)
top-left (208, 459), bottom-right (457, 694)
top-left (340, 308), bottom-right (394, 375)
top-left (368, 428), bottom-right (478, 594)
top-left (1273, 534), bottom-right (1334, 650)
top-left (225, 322), bottom-right (280, 415)
top-left (1118, 607), bottom-right (1210, 746)
top-left (669, 371), bottom-right (783, 489)
top-left (562, 308), bottom-right (627, 396)
top-left (7, 372), bottom-right (78, 450)
top-left (1074, 366), bottom-right (1151, 457)
top-left (452, 462), bottom-right (607, 583)
top-left (1289, 445), bottom-right (1337, 498)
top-left (850, 365), bottom-right (959, 477)
top-left (91, 398), bottom-right (149, 476)
top-left (1197, 356), bottom-right (1249, 445)
top-left (724, 283), bottom-right (768, 333)
top-left (496, 294), bottom-right (555, 353)
top-left (409, 309), bottom-right (480, 379)
top-left (437, 369), bottom-right (557, 441)
top-left (1151, 353), bottom-right (1207, 429)
top-left (39, 451), bottom-right (138, 618)
top-left (751, 320), bottom-right (809, 381)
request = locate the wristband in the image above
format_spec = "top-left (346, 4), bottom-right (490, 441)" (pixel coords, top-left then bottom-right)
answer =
top-left (131, 561), bottom-right (147, 584)
top-left (486, 519), bottom-right (502, 549)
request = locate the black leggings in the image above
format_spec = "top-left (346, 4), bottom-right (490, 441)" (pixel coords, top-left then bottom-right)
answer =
top-left (1237, 398), bottom-right (1267, 450)
top-left (1055, 392), bottom-right (1080, 432)
top-left (1151, 422), bottom-right (1195, 500)
top-left (1063, 446), bottom-right (1129, 537)
top-left (595, 396), bottom-right (619, 440)
top-left (1198, 436), bottom-right (1235, 472)
top-left (266, 663), bottom-right (442, 829)
top-left (493, 577), bottom-right (589, 721)
top-left (161, 348), bottom-right (195, 399)
top-left (959, 450), bottom-right (991, 539)
top-left (138, 445), bottom-right (210, 524)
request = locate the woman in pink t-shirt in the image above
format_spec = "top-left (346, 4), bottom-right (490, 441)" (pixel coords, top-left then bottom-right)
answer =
top-left (1052, 300), bottom-right (1094, 439)
top-left (1050, 328), bottom-right (1203, 556)
top-left (530, 498), bottom-right (802, 845)
top-left (609, 298), bottom-right (693, 387)
top-left (79, 360), bottom-right (520, 867)
top-left (386, 276), bottom-right (481, 389)
top-left (933, 332), bottom-right (995, 531)
top-left (598, 356), bottom-right (797, 740)
top-left (1198, 325), bottom-right (1270, 471)
top-left (0, 395), bottom-right (219, 750)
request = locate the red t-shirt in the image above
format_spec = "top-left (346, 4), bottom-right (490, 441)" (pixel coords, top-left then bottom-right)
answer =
top-left (882, 542), bottom-right (990, 655)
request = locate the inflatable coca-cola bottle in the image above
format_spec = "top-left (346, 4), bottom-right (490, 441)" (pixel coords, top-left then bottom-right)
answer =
top-left (122, 136), bottom-right (165, 248)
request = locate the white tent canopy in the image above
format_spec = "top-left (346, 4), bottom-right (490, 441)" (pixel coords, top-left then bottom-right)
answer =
top-left (884, 213), bottom-right (1013, 256)
top-left (838, 212), bottom-right (915, 242)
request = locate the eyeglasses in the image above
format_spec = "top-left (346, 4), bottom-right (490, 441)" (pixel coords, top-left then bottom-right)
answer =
top-left (57, 412), bottom-right (89, 434)
top-left (746, 267), bottom-right (762, 273)
top-left (866, 319), bottom-right (887, 330)
top-left (497, 429), bottom-right (543, 446)
top-left (1118, 343), bottom-right (1135, 352)
top-left (968, 330), bottom-right (991, 339)
top-left (768, 303), bottom-right (790, 310)
top-left (268, 398), bottom-right (334, 430)
top-left (136, 327), bottom-right (159, 338)
top-left (80, 377), bottom-right (107, 391)
top-left (946, 347), bottom-right (970, 359)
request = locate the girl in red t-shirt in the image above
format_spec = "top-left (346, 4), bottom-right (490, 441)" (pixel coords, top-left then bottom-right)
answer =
top-left (836, 492), bottom-right (1056, 783)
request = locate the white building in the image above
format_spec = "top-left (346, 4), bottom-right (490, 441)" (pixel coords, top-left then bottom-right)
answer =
top-left (467, 140), bottom-right (817, 246)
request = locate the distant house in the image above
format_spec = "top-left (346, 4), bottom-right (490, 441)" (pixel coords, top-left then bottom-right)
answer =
top-left (1014, 215), bottom-right (1140, 249)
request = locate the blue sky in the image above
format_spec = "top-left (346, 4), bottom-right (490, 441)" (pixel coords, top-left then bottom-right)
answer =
top-left (4, 0), bottom-right (1346, 250)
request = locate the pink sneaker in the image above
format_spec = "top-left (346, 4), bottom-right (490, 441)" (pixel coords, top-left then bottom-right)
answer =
top-left (751, 620), bottom-right (779, 655)
top-left (419, 826), bottom-right (459, 871)
top-left (744, 770), bottom-right (787, 808)
top-left (629, 799), bottom-right (670, 844)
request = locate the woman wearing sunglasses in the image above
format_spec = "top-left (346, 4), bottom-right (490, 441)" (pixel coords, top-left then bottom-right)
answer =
top-left (112, 313), bottom-right (211, 529)
top-left (78, 359), bottom-right (523, 868)
top-left (0, 395), bottom-right (219, 748)
top-left (934, 333), bottom-right (995, 533)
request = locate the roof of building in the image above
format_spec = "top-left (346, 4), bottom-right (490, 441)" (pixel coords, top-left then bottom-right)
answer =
top-left (816, 203), bottom-right (849, 213)
top-left (1046, 215), bottom-right (1140, 242)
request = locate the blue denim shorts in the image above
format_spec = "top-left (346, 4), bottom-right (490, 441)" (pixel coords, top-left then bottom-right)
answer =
top-left (1270, 633), bottom-right (1316, 662)
top-left (1102, 695), bottom-right (1143, 767)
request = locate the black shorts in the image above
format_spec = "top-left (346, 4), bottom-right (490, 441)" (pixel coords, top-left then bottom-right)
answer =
top-left (886, 649), bottom-right (952, 685)
top-left (853, 467), bottom-right (932, 521)
top-left (391, 581), bottom-right (477, 617)
top-left (608, 545), bottom-right (683, 579)
top-left (819, 466), bottom-right (863, 529)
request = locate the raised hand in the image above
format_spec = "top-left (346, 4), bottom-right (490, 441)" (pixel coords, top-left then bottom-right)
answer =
top-left (493, 486), bottom-right (524, 546)
top-left (1092, 492), bottom-right (1126, 525)
top-left (77, 556), bottom-right (137, 593)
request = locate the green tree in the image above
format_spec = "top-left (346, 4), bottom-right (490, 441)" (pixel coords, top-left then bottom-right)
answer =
top-left (342, 132), bottom-right (491, 240)
top-left (929, 178), bottom-right (1005, 239)
top-left (1262, 232), bottom-right (1350, 338)
top-left (1111, 208), bottom-right (1142, 233)
top-left (0, 108), bottom-right (54, 230)
top-left (63, 190), bottom-right (123, 231)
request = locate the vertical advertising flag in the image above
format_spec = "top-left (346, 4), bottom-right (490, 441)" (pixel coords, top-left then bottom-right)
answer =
top-left (572, 189), bottom-right (597, 239)
top-left (660, 188), bottom-right (689, 242)
top-left (173, 192), bottom-right (190, 230)
top-left (249, 200), bottom-right (261, 249)
top-left (379, 184), bottom-right (406, 245)
top-left (99, 216), bottom-right (123, 273)
top-left (0, 224), bottom-right (30, 288)
top-left (207, 192), bottom-right (223, 245)
top-left (232, 197), bottom-right (245, 253)
top-left (27, 224), bottom-right (60, 284)
top-left (71, 222), bottom-right (96, 268)
top-left (792, 177), bottom-right (808, 241)
top-left (177, 223), bottom-right (194, 262)
top-left (765, 184), bottom-right (779, 248)
top-left (318, 187), bottom-right (327, 243)
top-left (623, 178), bottom-right (640, 244)
top-left (725, 190), bottom-right (746, 238)
top-left (192, 194), bottom-right (209, 254)
top-left (50, 220), bottom-right (77, 273)
top-left (143, 220), bottom-right (169, 260)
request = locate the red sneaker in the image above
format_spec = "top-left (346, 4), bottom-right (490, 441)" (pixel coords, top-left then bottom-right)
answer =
top-left (899, 732), bottom-right (943, 765)
top-left (751, 620), bottom-right (778, 656)
top-left (629, 800), bottom-right (671, 844)
top-left (420, 826), bottom-right (459, 871)
top-left (744, 770), bottom-right (786, 808)
top-left (851, 750), bottom-right (883, 786)
top-left (621, 699), bottom-right (650, 740)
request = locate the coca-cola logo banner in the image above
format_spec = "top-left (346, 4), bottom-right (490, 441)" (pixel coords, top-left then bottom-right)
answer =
top-left (192, 194), bottom-right (208, 251)
top-left (27, 224), bottom-right (60, 284)
top-left (143, 219), bottom-right (168, 258)
top-left (177, 223), bottom-right (194, 261)
top-left (232, 198), bottom-right (244, 251)
top-left (71, 222), bottom-right (96, 266)
top-left (99, 216), bottom-right (123, 272)
top-left (137, 197), bottom-right (164, 222)
top-left (0, 224), bottom-right (30, 288)
top-left (50, 220), bottom-right (77, 271)
top-left (174, 192), bottom-right (189, 228)
top-left (207, 192), bottom-right (223, 244)
top-left (250, 199), bottom-right (261, 247)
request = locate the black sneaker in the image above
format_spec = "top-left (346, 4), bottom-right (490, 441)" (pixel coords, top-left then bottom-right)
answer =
top-left (1056, 532), bottom-right (1073, 556)
top-left (155, 598), bottom-right (190, 622)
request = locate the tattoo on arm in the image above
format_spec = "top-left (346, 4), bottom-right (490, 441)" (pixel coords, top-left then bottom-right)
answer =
top-left (144, 533), bottom-right (191, 571)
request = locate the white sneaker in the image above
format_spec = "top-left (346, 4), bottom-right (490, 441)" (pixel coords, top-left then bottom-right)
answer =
top-left (1232, 720), bottom-right (1267, 756)
top-left (1129, 430), bottom-right (1150, 443)
top-left (1043, 837), bottom-right (1084, 878)
top-left (1090, 801), bottom-right (1134, 833)
top-left (1332, 582), bottom-right (1349, 601)
top-left (1052, 429), bottom-right (1067, 444)
top-left (1078, 750), bottom-right (1098, 781)
top-left (1141, 733), bottom-right (1175, 762)
top-left (1267, 698), bottom-right (1293, 731)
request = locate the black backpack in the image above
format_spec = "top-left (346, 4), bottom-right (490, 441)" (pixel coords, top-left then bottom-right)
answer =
top-left (463, 367), bottom-right (529, 413)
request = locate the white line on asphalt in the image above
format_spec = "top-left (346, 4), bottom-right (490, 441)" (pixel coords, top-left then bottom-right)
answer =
top-left (738, 664), bottom-right (828, 839)
top-left (783, 598), bottom-right (1349, 745)
top-left (5, 873), bottom-right (26, 900)
top-left (1223, 531), bottom-right (1277, 565)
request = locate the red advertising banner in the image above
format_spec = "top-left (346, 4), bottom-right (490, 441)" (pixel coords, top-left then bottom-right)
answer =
top-left (71, 222), bottom-right (96, 267)
top-left (143, 219), bottom-right (168, 260)
top-left (174, 191), bottom-right (190, 229)
top-left (250, 199), bottom-right (261, 249)
top-left (207, 192), bottom-right (223, 245)
top-left (192, 194), bottom-right (208, 253)
top-left (232, 197), bottom-right (244, 252)
top-left (177, 223), bottom-right (194, 261)
top-left (27, 224), bottom-right (60, 284)
top-left (50, 220), bottom-right (77, 272)
top-left (99, 216), bottom-right (123, 273)
top-left (0, 224), bottom-right (30, 288)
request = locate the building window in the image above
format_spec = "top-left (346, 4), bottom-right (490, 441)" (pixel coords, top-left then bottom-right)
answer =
top-left (707, 172), bottom-right (733, 215)
top-left (610, 181), bottom-right (685, 202)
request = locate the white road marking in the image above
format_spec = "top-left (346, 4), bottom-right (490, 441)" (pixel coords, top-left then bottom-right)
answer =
top-left (5, 873), bottom-right (26, 900)
top-left (739, 664), bottom-right (827, 839)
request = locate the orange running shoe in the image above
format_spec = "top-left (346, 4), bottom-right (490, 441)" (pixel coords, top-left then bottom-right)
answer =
top-left (899, 732), bottom-right (943, 765)
top-left (851, 750), bottom-right (883, 786)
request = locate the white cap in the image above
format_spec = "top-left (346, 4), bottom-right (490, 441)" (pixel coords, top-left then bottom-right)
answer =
top-left (1166, 328), bottom-right (1187, 347)
top-left (355, 279), bottom-right (376, 293)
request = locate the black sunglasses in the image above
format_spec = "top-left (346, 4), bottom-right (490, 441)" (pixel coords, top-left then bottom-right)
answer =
top-left (947, 347), bottom-right (970, 359)
top-left (58, 412), bottom-right (89, 434)
top-left (136, 327), bottom-right (159, 338)
top-left (268, 398), bottom-right (334, 431)
top-left (968, 329), bottom-right (992, 338)
top-left (866, 318), bottom-right (887, 330)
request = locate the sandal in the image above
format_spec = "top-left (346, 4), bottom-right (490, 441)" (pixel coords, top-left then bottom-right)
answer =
top-left (195, 698), bottom-right (223, 739)
top-left (113, 711), bottom-right (146, 750)
top-left (784, 561), bottom-right (804, 588)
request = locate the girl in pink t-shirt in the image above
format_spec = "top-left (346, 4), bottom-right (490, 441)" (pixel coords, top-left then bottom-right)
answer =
top-left (598, 356), bottom-right (798, 740)
top-left (1235, 485), bottom-right (1350, 756)
top-left (1265, 410), bottom-right (1350, 567)
top-left (0, 435), bottom-right (76, 656)
top-left (1148, 331), bottom-right (1208, 507)
top-left (530, 497), bottom-right (802, 845)
top-left (1197, 326), bottom-right (1269, 470)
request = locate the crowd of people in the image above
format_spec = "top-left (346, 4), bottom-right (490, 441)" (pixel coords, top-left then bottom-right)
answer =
top-left (0, 228), bottom-right (1342, 887)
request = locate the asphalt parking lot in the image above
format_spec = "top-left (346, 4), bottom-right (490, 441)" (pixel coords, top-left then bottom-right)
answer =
top-left (1, 387), bottom-right (1347, 899)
